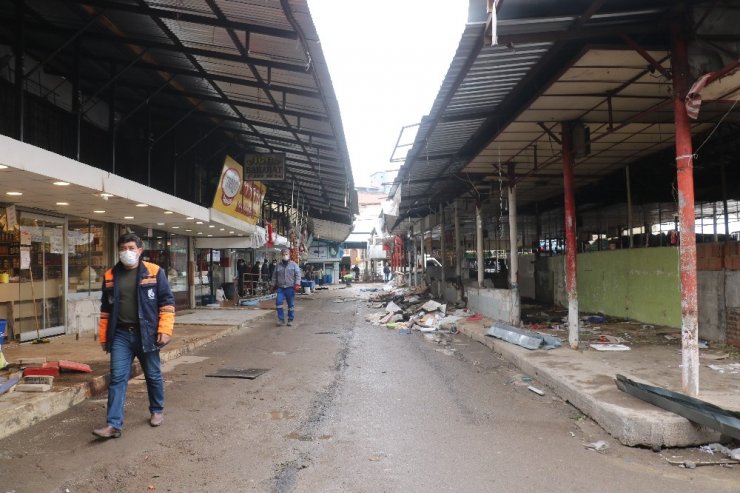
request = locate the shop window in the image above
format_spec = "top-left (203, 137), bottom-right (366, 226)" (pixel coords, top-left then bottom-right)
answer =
top-left (68, 218), bottom-right (109, 296)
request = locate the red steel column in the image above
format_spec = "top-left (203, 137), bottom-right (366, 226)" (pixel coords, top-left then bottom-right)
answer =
top-left (561, 122), bottom-right (579, 349)
top-left (672, 21), bottom-right (699, 396)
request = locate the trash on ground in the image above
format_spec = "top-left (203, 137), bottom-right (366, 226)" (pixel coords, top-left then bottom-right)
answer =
top-left (615, 374), bottom-right (740, 441)
top-left (587, 315), bottom-right (606, 324)
top-left (385, 301), bottom-right (402, 314)
top-left (420, 300), bottom-right (446, 314)
top-left (596, 334), bottom-right (625, 344)
top-left (205, 368), bottom-right (269, 379)
top-left (528, 386), bottom-right (545, 396)
top-left (706, 363), bottom-right (740, 374)
top-left (700, 352), bottom-right (729, 361)
top-left (699, 443), bottom-right (740, 460)
top-left (584, 440), bottom-right (609, 451)
top-left (485, 322), bottom-right (562, 350)
top-left (698, 339), bottom-right (709, 349)
top-left (590, 343), bottom-right (631, 351)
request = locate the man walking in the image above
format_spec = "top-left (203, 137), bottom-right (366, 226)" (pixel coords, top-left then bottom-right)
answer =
top-left (93, 233), bottom-right (175, 439)
top-left (272, 247), bottom-right (301, 326)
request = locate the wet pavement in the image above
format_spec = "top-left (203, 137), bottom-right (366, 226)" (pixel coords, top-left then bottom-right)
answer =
top-left (2, 286), bottom-right (739, 446)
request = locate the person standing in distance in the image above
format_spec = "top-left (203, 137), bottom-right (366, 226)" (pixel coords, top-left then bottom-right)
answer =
top-left (272, 247), bottom-right (301, 326)
top-left (93, 233), bottom-right (175, 438)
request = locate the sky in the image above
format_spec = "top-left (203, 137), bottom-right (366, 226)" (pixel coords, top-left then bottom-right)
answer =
top-left (307, 1), bottom-right (469, 187)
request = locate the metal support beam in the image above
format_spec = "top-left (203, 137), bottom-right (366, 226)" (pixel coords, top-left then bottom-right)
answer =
top-left (561, 121), bottom-right (579, 349)
top-left (671, 20), bottom-right (699, 397)
top-left (440, 204), bottom-right (446, 288)
top-left (476, 203), bottom-right (484, 288)
top-left (722, 162), bottom-right (729, 243)
top-left (626, 165), bottom-right (633, 248)
top-left (15, 0), bottom-right (25, 142)
top-left (72, 38), bottom-right (82, 161)
top-left (508, 163), bottom-right (520, 326)
top-left (454, 200), bottom-right (461, 278)
top-left (81, 51), bottom-right (146, 115)
top-left (108, 63), bottom-right (116, 171)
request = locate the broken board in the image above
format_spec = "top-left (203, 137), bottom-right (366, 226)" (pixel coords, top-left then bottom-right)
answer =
top-left (205, 368), bottom-right (269, 380)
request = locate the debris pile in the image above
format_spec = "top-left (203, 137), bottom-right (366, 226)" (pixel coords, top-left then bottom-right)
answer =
top-left (365, 285), bottom-right (473, 335)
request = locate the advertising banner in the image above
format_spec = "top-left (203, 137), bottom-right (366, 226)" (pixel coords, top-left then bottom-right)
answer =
top-left (211, 155), bottom-right (267, 225)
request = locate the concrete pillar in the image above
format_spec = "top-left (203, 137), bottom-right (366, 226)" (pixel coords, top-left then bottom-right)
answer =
top-left (508, 164), bottom-right (520, 325)
top-left (561, 121), bottom-right (579, 349)
top-left (476, 203), bottom-right (484, 288)
top-left (672, 20), bottom-right (699, 396)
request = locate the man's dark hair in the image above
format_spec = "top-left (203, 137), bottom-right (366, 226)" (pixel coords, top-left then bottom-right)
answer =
top-left (117, 232), bottom-right (143, 248)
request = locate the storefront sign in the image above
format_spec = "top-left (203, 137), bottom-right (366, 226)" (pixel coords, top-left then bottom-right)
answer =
top-left (211, 155), bottom-right (267, 225)
top-left (244, 153), bottom-right (285, 181)
top-left (20, 247), bottom-right (30, 269)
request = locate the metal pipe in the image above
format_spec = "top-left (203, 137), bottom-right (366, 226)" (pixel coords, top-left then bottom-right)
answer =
top-left (672, 19), bottom-right (700, 397)
top-left (440, 204), bottom-right (446, 289)
top-left (454, 200), bottom-right (461, 278)
top-left (722, 163), bottom-right (729, 241)
top-left (476, 203), bottom-right (484, 288)
top-left (15, 0), bottom-right (25, 142)
top-left (561, 121), bottom-right (579, 349)
top-left (108, 63), bottom-right (116, 172)
top-left (73, 39), bottom-right (81, 161)
top-left (508, 163), bottom-right (520, 325)
top-left (626, 165), bottom-right (633, 248)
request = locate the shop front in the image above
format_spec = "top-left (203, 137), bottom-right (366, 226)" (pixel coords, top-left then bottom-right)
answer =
top-left (0, 209), bottom-right (114, 342)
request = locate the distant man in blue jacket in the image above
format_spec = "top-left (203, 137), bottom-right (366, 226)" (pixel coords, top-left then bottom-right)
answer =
top-left (272, 247), bottom-right (301, 326)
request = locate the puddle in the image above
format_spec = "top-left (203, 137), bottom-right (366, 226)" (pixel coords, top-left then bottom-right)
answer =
top-left (270, 411), bottom-right (293, 420)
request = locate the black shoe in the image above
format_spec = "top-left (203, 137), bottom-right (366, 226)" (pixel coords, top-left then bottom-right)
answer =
top-left (287, 320), bottom-right (293, 326)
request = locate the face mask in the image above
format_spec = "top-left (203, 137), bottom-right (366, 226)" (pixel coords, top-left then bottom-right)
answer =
top-left (119, 250), bottom-right (139, 268)
top-left (282, 255), bottom-right (289, 262)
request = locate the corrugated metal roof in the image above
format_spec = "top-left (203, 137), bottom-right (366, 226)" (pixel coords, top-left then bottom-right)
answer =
top-left (391, 0), bottom-right (740, 228)
top-left (1, 0), bottom-right (354, 227)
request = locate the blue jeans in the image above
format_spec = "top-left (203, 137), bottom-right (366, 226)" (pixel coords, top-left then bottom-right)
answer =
top-left (107, 328), bottom-right (164, 430)
top-left (276, 286), bottom-right (295, 321)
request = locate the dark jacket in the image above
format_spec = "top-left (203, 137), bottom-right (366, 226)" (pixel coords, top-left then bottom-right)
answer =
top-left (98, 260), bottom-right (175, 352)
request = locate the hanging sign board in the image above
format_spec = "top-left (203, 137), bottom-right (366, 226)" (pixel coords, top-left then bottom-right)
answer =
top-left (20, 247), bottom-right (31, 269)
top-left (244, 153), bottom-right (285, 181)
top-left (211, 155), bottom-right (267, 225)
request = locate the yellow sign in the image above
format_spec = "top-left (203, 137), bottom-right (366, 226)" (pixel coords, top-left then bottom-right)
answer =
top-left (211, 155), bottom-right (267, 225)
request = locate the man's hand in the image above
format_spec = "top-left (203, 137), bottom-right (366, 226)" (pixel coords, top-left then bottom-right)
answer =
top-left (156, 333), bottom-right (171, 348)
top-left (294, 284), bottom-right (301, 292)
top-left (100, 342), bottom-right (107, 352)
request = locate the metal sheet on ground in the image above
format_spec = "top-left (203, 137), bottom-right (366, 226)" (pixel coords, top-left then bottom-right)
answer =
top-left (205, 368), bottom-right (269, 379)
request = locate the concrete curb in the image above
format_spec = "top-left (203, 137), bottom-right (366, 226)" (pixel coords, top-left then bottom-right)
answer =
top-left (0, 316), bottom-right (263, 441)
top-left (458, 325), bottom-right (720, 447)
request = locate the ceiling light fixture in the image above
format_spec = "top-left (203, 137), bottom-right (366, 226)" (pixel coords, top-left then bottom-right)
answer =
top-left (196, 221), bottom-right (203, 225)
top-left (53, 181), bottom-right (70, 186)
top-left (136, 203), bottom-right (148, 207)
top-left (164, 211), bottom-right (173, 215)
top-left (124, 216), bottom-right (134, 219)
top-left (6, 191), bottom-right (22, 196)
top-left (56, 202), bottom-right (69, 205)
top-left (0, 165), bottom-right (8, 169)
top-left (93, 210), bottom-right (105, 213)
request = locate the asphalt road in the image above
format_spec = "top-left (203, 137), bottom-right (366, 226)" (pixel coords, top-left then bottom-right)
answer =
top-left (1, 286), bottom-right (738, 492)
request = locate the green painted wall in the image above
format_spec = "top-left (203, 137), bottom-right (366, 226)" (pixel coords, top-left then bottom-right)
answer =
top-left (576, 247), bottom-right (681, 327)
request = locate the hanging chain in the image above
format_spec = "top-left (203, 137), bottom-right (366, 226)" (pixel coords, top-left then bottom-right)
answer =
top-left (497, 147), bottom-right (504, 242)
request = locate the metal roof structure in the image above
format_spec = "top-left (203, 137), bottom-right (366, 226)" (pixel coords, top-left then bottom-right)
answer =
top-left (391, 0), bottom-right (740, 230)
top-left (0, 0), bottom-right (354, 227)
